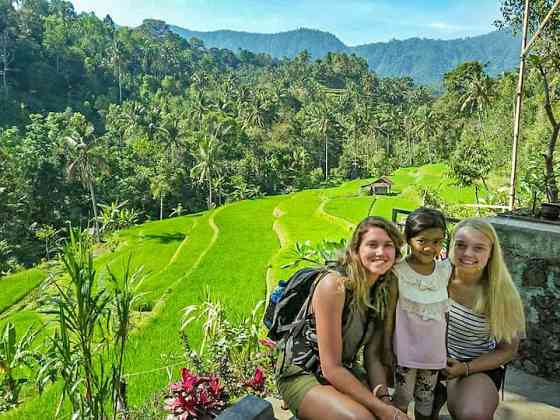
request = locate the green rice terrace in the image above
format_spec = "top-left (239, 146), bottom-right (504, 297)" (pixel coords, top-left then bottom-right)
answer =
top-left (0, 164), bottom-right (481, 418)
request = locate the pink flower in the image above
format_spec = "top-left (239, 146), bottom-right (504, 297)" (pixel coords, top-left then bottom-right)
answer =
top-left (259, 338), bottom-right (277, 349)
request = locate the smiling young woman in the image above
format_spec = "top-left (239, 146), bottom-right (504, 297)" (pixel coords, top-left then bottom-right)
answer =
top-left (435, 218), bottom-right (526, 420)
top-left (275, 216), bottom-right (410, 420)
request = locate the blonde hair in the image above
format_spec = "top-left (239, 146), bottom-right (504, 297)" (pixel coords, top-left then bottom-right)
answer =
top-left (338, 216), bottom-right (403, 315)
top-left (449, 218), bottom-right (526, 343)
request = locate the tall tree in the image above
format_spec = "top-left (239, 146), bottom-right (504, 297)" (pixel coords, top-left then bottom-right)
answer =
top-left (64, 113), bottom-right (106, 241)
top-left (191, 121), bottom-right (230, 209)
top-left (306, 102), bottom-right (335, 180)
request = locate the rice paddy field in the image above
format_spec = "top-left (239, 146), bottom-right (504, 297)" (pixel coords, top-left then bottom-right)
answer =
top-left (0, 164), bottom-right (480, 418)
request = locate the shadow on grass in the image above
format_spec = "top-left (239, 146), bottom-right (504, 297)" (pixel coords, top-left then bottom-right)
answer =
top-left (142, 233), bottom-right (186, 244)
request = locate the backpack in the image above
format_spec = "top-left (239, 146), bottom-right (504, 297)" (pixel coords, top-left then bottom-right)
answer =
top-left (263, 267), bottom-right (328, 342)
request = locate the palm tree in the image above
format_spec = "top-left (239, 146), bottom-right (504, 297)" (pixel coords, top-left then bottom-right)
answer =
top-left (459, 72), bottom-right (494, 125)
top-left (414, 105), bottom-right (440, 162)
top-left (108, 37), bottom-right (124, 103)
top-left (306, 102), bottom-right (334, 180)
top-left (191, 121), bottom-right (231, 209)
top-left (64, 114), bottom-right (106, 241)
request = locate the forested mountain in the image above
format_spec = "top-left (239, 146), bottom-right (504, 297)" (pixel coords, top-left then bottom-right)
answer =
top-left (353, 30), bottom-right (521, 85)
top-left (1, 1), bottom-right (555, 279)
top-left (170, 26), bottom-right (521, 85)
top-left (170, 27), bottom-right (347, 60)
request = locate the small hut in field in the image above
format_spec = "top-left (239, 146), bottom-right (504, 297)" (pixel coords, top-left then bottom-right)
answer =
top-left (361, 177), bottom-right (393, 196)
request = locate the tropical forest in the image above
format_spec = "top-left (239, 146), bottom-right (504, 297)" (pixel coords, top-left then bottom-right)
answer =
top-left (0, 0), bottom-right (559, 418)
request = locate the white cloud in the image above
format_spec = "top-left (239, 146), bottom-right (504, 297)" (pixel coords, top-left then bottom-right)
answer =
top-left (427, 21), bottom-right (463, 31)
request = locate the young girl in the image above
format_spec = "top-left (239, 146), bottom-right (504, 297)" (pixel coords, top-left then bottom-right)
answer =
top-left (384, 207), bottom-right (451, 420)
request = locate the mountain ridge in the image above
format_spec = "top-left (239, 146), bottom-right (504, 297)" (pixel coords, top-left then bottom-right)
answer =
top-left (169, 25), bottom-right (521, 85)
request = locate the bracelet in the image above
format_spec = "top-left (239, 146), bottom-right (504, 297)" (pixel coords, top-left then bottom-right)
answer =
top-left (463, 362), bottom-right (470, 377)
top-left (378, 393), bottom-right (392, 401)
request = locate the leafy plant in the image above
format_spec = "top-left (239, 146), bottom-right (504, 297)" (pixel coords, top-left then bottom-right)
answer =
top-left (281, 238), bottom-right (347, 269)
top-left (0, 240), bottom-right (20, 276)
top-left (178, 296), bottom-right (275, 411)
top-left (165, 368), bottom-right (227, 419)
top-left (38, 229), bottom-right (142, 419)
top-left (0, 323), bottom-right (39, 412)
top-left (519, 153), bottom-right (547, 213)
top-left (98, 200), bottom-right (140, 235)
top-left (31, 223), bottom-right (63, 260)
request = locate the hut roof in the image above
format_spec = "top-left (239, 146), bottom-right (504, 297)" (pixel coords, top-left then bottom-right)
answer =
top-left (361, 176), bottom-right (393, 188)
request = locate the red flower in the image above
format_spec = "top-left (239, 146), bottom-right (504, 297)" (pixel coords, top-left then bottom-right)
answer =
top-left (180, 368), bottom-right (199, 392)
top-left (166, 368), bottom-right (227, 418)
top-left (197, 387), bottom-right (210, 406)
top-left (243, 367), bottom-right (265, 391)
top-left (208, 375), bottom-right (222, 396)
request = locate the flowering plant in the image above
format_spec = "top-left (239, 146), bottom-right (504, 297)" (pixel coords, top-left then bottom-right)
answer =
top-left (242, 367), bottom-right (265, 393)
top-left (165, 368), bottom-right (227, 419)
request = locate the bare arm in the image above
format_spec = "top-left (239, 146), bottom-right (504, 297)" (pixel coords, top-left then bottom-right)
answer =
top-left (445, 338), bottom-right (519, 379)
top-left (382, 275), bottom-right (398, 367)
top-left (313, 273), bottom-right (392, 416)
top-left (365, 323), bottom-right (390, 389)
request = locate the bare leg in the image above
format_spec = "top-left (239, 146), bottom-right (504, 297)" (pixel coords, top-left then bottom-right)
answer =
top-left (446, 373), bottom-right (498, 420)
top-left (297, 384), bottom-right (376, 420)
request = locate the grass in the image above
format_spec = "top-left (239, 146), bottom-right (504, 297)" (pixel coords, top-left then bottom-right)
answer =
top-left (1, 163), bottom-right (483, 418)
top-left (268, 190), bottom-right (347, 287)
top-left (0, 268), bottom-right (48, 315)
top-left (0, 215), bottom-right (199, 419)
top-left (122, 196), bottom-right (283, 407)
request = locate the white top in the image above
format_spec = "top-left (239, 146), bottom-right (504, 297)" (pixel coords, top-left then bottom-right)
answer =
top-left (392, 259), bottom-right (451, 321)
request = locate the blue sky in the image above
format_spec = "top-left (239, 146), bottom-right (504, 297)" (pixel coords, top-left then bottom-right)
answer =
top-left (72, 0), bottom-right (502, 46)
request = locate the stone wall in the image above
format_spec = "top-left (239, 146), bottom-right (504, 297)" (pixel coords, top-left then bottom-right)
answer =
top-left (489, 217), bottom-right (560, 381)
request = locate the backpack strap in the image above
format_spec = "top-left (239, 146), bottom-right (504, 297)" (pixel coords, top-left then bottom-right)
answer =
top-left (276, 269), bottom-right (328, 338)
top-left (277, 269), bottom-right (330, 374)
top-left (279, 269), bottom-right (353, 375)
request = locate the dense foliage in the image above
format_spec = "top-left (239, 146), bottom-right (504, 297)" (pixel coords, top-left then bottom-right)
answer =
top-left (0, 0), bottom-right (558, 273)
top-left (170, 26), bottom-right (521, 86)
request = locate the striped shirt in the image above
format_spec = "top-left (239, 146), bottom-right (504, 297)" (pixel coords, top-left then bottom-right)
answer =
top-left (447, 299), bottom-right (496, 362)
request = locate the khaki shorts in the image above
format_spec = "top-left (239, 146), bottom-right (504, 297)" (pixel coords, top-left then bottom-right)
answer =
top-left (276, 364), bottom-right (369, 416)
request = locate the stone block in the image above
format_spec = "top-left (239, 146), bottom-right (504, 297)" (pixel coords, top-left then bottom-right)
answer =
top-left (488, 216), bottom-right (560, 381)
top-left (216, 395), bottom-right (276, 420)
top-left (522, 258), bottom-right (548, 288)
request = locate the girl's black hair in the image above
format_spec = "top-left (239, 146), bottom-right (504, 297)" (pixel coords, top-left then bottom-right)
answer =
top-left (404, 207), bottom-right (447, 241)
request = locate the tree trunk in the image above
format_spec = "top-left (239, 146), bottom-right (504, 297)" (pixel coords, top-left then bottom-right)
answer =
top-left (88, 180), bottom-right (100, 242)
top-left (160, 193), bottom-right (164, 220)
top-left (324, 134), bottom-right (329, 180)
top-left (538, 63), bottom-right (559, 203)
top-left (208, 172), bottom-right (213, 209)
top-left (1, 31), bottom-right (9, 98)
top-left (475, 184), bottom-right (481, 216)
top-left (544, 125), bottom-right (559, 203)
top-left (118, 66), bottom-right (122, 104)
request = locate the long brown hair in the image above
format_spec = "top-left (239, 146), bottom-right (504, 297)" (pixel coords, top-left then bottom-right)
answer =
top-left (338, 216), bottom-right (403, 314)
